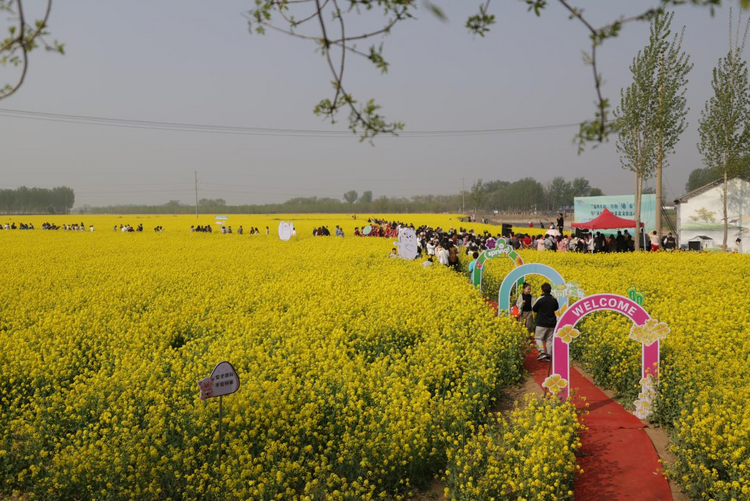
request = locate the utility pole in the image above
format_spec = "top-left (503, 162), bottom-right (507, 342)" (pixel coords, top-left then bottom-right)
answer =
top-left (656, 53), bottom-right (664, 242)
top-left (194, 171), bottom-right (199, 218)
top-left (462, 178), bottom-right (465, 214)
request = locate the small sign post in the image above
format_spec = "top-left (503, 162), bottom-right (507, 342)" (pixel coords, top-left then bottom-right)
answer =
top-left (198, 361), bottom-right (240, 472)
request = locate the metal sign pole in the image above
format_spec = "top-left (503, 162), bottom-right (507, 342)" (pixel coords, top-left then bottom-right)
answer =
top-left (218, 395), bottom-right (223, 469)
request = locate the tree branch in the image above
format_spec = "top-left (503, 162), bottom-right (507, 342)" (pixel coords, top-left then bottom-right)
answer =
top-left (1, 0), bottom-right (57, 101)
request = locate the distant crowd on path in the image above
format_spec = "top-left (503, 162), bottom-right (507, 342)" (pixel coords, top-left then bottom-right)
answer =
top-left (191, 225), bottom-right (270, 235)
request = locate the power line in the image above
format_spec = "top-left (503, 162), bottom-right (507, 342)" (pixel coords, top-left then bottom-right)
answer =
top-left (0, 107), bottom-right (582, 138)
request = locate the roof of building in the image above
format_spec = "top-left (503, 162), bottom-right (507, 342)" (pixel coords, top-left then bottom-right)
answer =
top-left (675, 176), bottom-right (750, 204)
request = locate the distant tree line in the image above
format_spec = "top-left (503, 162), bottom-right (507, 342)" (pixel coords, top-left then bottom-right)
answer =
top-left (82, 176), bottom-right (604, 215)
top-left (685, 158), bottom-right (750, 193)
top-left (468, 177), bottom-right (604, 213)
top-left (0, 186), bottom-right (75, 214)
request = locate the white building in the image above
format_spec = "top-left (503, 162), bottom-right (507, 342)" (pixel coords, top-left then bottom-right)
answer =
top-left (674, 177), bottom-right (750, 253)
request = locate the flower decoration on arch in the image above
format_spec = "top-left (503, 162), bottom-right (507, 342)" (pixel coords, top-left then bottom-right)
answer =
top-left (555, 325), bottom-right (580, 344)
top-left (542, 374), bottom-right (568, 395)
top-left (629, 318), bottom-right (670, 346)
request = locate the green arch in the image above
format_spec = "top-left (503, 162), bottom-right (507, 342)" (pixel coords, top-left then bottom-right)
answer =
top-left (470, 239), bottom-right (525, 290)
top-left (497, 263), bottom-right (567, 314)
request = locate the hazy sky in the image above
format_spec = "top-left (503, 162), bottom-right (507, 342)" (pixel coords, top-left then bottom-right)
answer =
top-left (0, 0), bottom-right (743, 207)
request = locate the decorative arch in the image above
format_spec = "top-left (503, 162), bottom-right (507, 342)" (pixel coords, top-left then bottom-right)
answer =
top-left (497, 263), bottom-right (567, 313)
top-left (470, 238), bottom-right (525, 289)
top-left (546, 293), bottom-right (669, 419)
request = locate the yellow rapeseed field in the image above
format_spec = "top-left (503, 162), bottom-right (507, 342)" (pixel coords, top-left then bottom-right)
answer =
top-left (5, 214), bottom-right (746, 499)
top-left (1, 214), bottom-right (579, 500)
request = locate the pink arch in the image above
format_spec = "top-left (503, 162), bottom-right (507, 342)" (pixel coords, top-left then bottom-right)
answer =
top-left (551, 294), bottom-right (659, 400)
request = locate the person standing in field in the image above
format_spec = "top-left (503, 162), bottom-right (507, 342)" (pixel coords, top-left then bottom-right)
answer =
top-left (665, 232), bottom-right (676, 250)
top-left (532, 283), bottom-right (559, 361)
top-left (436, 242), bottom-right (450, 266)
top-left (515, 283), bottom-right (535, 335)
top-left (536, 236), bottom-right (546, 252)
top-left (557, 212), bottom-right (564, 233)
top-left (448, 242), bottom-right (460, 270)
top-left (650, 231), bottom-right (660, 252)
top-left (468, 251), bottom-right (479, 276)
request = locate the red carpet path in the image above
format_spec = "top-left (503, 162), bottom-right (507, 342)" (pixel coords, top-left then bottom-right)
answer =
top-left (487, 299), bottom-right (673, 500)
top-left (525, 351), bottom-right (672, 500)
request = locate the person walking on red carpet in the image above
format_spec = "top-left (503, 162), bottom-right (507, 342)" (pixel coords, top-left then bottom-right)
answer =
top-left (532, 283), bottom-right (559, 361)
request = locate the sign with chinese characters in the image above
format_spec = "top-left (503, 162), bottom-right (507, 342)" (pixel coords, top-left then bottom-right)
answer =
top-left (551, 281), bottom-right (585, 302)
top-left (574, 195), bottom-right (657, 231)
top-left (198, 361), bottom-right (240, 400)
top-left (546, 293), bottom-right (668, 420)
top-left (278, 221), bottom-right (294, 241)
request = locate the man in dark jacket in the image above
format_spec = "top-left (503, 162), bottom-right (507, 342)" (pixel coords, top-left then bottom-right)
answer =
top-left (532, 283), bottom-right (559, 361)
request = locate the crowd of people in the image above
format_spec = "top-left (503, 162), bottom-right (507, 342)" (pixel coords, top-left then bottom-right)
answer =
top-left (190, 224), bottom-right (270, 235)
top-left (115, 224), bottom-right (144, 232)
top-left (312, 225), bottom-right (345, 237)
top-left (2, 222), bottom-right (35, 230)
top-left (0, 221), bottom-right (102, 231)
top-left (364, 215), bottom-right (688, 261)
top-left (41, 222), bottom-right (92, 231)
top-left (500, 229), bottom-right (679, 253)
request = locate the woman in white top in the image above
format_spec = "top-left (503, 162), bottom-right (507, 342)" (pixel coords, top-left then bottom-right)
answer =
top-left (650, 231), bottom-right (660, 252)
top-left (536, 237), bottom-right (546, 252)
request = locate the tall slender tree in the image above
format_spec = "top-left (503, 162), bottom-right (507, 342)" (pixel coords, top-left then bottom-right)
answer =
top-left (698, 9), bottom-right (750, 248)
top-left (615, 11), bottom-right (691, 250)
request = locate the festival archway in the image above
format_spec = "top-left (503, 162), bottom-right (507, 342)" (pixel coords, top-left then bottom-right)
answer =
top-left (470, 238), bottom-right (525, 289)
top-left (497, 263), bottom-right (567, 313)
top-left (546, 293), bottom-right (669, 419)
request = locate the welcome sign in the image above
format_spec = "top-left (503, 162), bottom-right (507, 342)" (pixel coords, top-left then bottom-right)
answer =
top-left (547, 293), bottom-right (668, 419)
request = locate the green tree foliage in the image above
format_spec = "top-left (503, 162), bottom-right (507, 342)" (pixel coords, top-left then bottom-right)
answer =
top-left (359, 190), bottom-right (373, 204)
top-left (0, 185), bottom-right (74, 214)
top-left (85, 176), bottom-right (601, 215)
top-left (685, 167), bottom-right (722, 191)
top-left (470, 179), bottom-right (486, 212)
top-left (343, 190), bottom-right (359, 204)
top-left (698, 9), bottom-right (750, 247)
top-left (616, 11), bottom-right (691, 249)
top-left (198, 198), bottom-right (226, 207)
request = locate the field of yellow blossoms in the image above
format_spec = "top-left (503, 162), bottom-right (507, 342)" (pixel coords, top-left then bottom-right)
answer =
top-left (2, 213), bottom-right (747, 500)
top-left (481, 250), bottom-right (750, 500)
top-left (0, 214), bottom-right (581, 500)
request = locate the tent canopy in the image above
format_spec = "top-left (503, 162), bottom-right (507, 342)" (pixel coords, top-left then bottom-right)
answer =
top-left (572, 208), bottom-right (645, 230)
